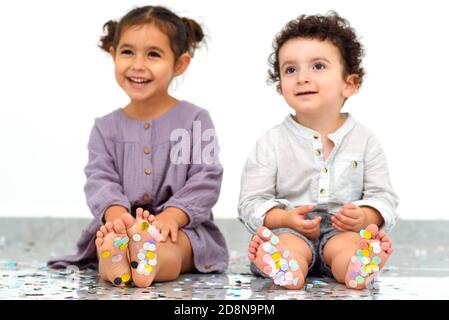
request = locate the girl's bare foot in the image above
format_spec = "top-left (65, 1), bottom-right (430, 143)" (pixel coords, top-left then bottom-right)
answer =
top-left (95, 220), bottom-right (131, 287)
top-left (122, 208), bottom-right (163, 288)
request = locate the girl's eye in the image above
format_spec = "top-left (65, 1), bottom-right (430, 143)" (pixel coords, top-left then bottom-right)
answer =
top-left (313, 63), bottom-right (326, 70)
top-left (148, 51), bottom-right (161, 58)
top-left (285, 66), bottom-right (296, 74)
top-left (120, 49), bottom-right (133, 56)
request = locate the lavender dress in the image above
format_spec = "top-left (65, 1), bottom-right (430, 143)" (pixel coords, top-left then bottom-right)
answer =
top-left (48, 101), bottom-right (229, 273)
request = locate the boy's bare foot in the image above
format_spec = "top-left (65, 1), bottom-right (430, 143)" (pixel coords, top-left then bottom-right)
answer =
top-left (248, 226), bottom-right (304, 289)
top-left (95, 220), bottom-right (132, 287)
top-left (345, 224), bottom-right (394, 289)
top-left (122, 208), bottom-right (162, 288)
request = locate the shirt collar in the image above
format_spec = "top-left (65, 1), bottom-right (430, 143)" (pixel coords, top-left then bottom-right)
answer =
top-left (284, 113), bottom-right (356, 144)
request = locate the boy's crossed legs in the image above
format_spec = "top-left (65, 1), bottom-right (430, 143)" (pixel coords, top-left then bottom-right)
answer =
top-left (95, 208), bottom-right (194, 287)
top-left (249, 224), bottom-right (393, 290)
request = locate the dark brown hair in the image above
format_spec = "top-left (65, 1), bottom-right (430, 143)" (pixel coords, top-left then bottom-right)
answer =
top-left (99, 6), bottom-right (204, 62)
top-left (268, 11), bottom-right (365, 90)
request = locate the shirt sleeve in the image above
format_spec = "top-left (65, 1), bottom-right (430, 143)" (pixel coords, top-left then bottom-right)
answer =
top-left (160, 110), bottom-right (223, 228)
top-left (84, 121), bottom-right (131, 223)
top-left (352, 134), bottom-right (400, 232)
top-left (238, 135), bottom-right (290, 234)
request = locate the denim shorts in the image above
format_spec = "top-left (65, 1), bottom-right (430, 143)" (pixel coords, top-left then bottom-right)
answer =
top-left (250, 211), bottom-right (340, 278)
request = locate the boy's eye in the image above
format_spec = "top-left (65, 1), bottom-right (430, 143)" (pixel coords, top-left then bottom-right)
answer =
top-left (313, 63), bottom-right (326, 70)
top-left (285, 66), bottom-right (296, 74)
top-left (148, 51), bottom-right (161, 58)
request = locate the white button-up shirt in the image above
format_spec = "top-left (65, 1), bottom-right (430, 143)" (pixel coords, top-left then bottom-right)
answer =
top-left (238, 113), bottom-right (399, 233)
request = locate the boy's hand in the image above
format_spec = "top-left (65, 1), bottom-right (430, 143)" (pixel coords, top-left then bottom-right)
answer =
top-left (152, 211), bottom-right (181, 243)
top-left (284, 205), bottom-right (321, 239)
top-left (331, 203), bottom-right (366, 232)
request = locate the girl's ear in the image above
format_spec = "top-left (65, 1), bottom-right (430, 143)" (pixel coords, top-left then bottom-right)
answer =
top-left (109, 46), bottom-right (115, 57)
top-left (174, 52), bottom-right (191, 76)
top-left (342, 74), bottom-right (360, 98)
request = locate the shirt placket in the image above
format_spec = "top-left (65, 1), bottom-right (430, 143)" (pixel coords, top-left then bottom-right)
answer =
top-left (312, 133), bottom-right (329, 206)
top-left (142, 121), bottom-right (153, 204)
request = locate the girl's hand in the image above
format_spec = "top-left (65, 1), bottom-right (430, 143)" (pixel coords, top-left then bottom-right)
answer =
top-left (284, 205), bottom-right (321, 239)
top-left (331, 203), bottom-right (366, 232)
top-left (152, 211), bottom-right (180, 243)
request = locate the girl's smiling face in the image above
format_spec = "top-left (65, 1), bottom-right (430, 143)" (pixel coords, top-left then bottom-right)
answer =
top-left (111, 23), bottom-right (183, 104)
top-left (279, 37), bottom-right (358, 116)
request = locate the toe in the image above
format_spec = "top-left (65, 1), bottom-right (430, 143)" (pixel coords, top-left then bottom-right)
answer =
top-left (378, 230), bottom-right (386, 238)
top-left (251, 235), bottom-right (265, 245)
top-left (95, 237), bottom-right (104, 248)
top-left (105, 222), bottom-right (114, 232)
top-left (122, 213), bottom-right (136, 229)
top-left (248, 253), bottom-right (256, 261)
top-left (365, 224), bottom-right (379, 236)
top-left (248, 246), bottom-right (257, 254)
top-left (256, 226), bottom-right (273, 241)
top-left (136, 207), bottom-right (144, 219)
top-left (142, 210), bottom-right (150, 219)
top-left (100, 225), bottom-right (108, 234)
top-left (113, 219), bottom-right (127, 234)
top-left (96, 230), bottom-right (104, 238)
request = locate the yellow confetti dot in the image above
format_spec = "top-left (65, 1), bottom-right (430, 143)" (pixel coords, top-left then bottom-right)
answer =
top-left (119, 243), bottom-right (128, 251)
top-left (101, 250), bottom-right (110, 258)
top-left (362, 249), bottom-right (370, 257)
top-left (364, 265), bottom-right (372, 274)
top-left (275, 261), bottom-right (281, 270)
top-left (146, 251), bottom-right (156, 259)
top-left (145, 265), bottom-right (153, 273)
top-left (271, 252), bottom-right (281, 261)
top-left (364, 231), bottom-right (372, 239)
top-left (141, 221), bottom-right (149, 231)
top-left (121, 274), bottom-right (131, 283)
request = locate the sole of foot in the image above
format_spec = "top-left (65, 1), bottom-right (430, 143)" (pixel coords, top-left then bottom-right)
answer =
top-left (122, 208), bottom-right (162, 288)
top-left (249, 226), bottom-right (305, 290)
top-left (345, 224), bottom-right (393, 289)
top-left (95, 220), bottom-right (132, 287)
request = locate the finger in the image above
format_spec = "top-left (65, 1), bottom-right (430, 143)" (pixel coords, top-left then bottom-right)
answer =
top-left (161, 227), bottom-right (170, 242)
top-left (332, 222), bottom-right (346, 232)
top-left (292, 205), bottom-right (315, 216)
top-left (340, 208), bottom-right (361, 220)
top-left (332, 218), bottom-right (348, 231)
top-left (171, 226), bottom-right (178, 242)
top-left (301, 219), bottom-right (320, 230)
top-left (333, 213), bottom-right (358, 227)
top-left (343, 203), bottom-right (357, 210)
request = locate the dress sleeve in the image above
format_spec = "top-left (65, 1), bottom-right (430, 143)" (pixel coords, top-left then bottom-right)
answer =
top-left (160, 110), bottom-right (223, 228)
top-left (237, 136), bottom-right (290, 234)
top-left (352, 134), bottom-right (400, 232)
top-left (84, 121), bottom-right (131, 223)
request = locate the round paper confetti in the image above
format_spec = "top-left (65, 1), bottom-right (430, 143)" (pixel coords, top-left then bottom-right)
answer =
top-left (101, 250), bottom-right (110, 259)
top-left (289, 260), bottom-right (299, 271)
top-left (137, 252), bottom-right (146, 261)
top-left (141, 221), bottom-right (149, 231)
top-left (270, 235), bottom-right (280, 245)
top-left (262, 228), bottom-right (272, 238)
top-left (285, 272), bottom-right (293, 281)
top-left (113, 277), bottom-right (122, 285)
top-left (130, 261), bottom-right (138, 269)
top-left (132, 234), bottom-right (142, 242)
top-left (372, 256), bottom-right (382, 265)
top-left (121, 274), bottom-right (131, 283)
top-left (148, 258), bottom-right (157, 266)
top-left (146, 251), bottom-right (156, 260)
top-left (271, 252), bottom-right (281, 261)
top-left (111, 255), bottom-right (122, 263)
top-left (282, 250), bottom-right (290, 259)
top-left (119, 243), bottom-right (128, 251)
top-left (262, 242), bottom-right (272, 253)
top-left (262, 254), bottom-right (272, 264)
top-left (349, 280), bottom-right (357, 288)
top-left (356, 276), bottom-right (365, 284)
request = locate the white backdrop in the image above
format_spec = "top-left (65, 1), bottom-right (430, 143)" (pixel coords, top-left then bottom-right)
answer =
top-left (0, 0), bottom-right (448, 219)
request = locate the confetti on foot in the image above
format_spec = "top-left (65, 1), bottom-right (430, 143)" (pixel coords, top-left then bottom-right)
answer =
top-left (249, 226), bottom-right (305, 290)
top-left (345, 224), bottom-right (393, 290)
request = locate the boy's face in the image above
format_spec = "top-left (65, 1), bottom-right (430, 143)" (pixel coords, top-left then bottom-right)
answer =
top-left (278, 37), bottom-right (358, 116)
top-left (111, 23), bottom-right (188, 104)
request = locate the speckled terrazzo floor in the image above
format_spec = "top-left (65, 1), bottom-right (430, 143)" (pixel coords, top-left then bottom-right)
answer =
top-left (1, 218), bottom-right (449, 300)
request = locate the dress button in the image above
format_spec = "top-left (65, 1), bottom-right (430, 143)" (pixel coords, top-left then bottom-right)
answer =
top-left (144, 168), bottom-right (152, 175)
top-left (320, 188), bottom-right (326, 195)
top-left (322, 167), bottom-right (328, 173)
top-left (352, 160), bottom-right (358, 168)
top-left (143, 194), bottom-right (151, 202)
top-left (315, 149), bottom-right (321, 156)
top-left (143, 123), bottom-right (150, 129)
top-left (313, 134), bottom-right (319, 140)
top-left (143, 147), bottom-right (150, 154)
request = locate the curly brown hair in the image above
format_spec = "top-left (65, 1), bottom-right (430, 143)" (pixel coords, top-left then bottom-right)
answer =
top-left (99, 5), bottom-right (204, 62)
top-left (268, 11), bottom-right (365, 91)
